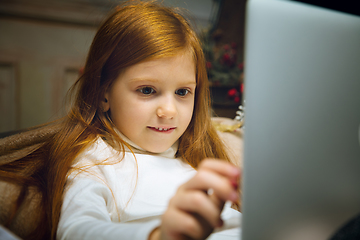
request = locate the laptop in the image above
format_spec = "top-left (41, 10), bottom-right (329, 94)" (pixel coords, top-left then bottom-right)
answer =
top-left (242, 0), bottom-right (360, 239)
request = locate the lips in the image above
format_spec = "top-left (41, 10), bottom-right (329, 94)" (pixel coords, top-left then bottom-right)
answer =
top-left (148, 126), bottom-right (176, 132)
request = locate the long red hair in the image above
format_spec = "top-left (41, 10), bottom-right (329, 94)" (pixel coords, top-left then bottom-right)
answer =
top-left (0, 1), bottom-right (230, 239)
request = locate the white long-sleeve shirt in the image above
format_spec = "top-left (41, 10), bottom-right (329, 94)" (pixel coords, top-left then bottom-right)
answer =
top-left (57, 137), bottom-right (241, 240)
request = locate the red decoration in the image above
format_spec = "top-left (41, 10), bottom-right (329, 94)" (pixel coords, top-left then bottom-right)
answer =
top-left (228, 88), bottom-right (238, 97)
top-left (223, 53), bottom-right (230, 61)
top-left (227, 87), bottom-right (242, 103)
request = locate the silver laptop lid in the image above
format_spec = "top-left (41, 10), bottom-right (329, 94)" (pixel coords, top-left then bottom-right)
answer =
top-left (242, 0), bottom-right (360, 239)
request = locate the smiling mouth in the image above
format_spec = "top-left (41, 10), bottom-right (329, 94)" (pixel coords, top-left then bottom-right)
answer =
top-left (148, 127), bottom-right (176, 132)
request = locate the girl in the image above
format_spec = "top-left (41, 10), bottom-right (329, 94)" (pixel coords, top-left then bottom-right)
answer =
top-left (0, 1), bottom-right (241, 239)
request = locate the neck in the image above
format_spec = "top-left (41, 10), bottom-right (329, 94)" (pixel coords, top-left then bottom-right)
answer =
top-left (114, 129), bottom-right (178, 158)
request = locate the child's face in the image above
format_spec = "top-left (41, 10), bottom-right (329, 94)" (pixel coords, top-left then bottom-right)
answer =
top-left (104, 52), bottom-right (196, 153)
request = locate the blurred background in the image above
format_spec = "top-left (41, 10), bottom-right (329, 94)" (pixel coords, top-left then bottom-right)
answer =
top-left (0, 0), bottom-right (246, 134)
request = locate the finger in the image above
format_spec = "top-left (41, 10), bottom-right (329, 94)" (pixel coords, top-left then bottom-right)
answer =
top-left (199, 159), bottom-right (241, 195)
top-left (200, 159), bottom-right (241, 202)
top-left (198, 159), bottom-right (240, 180)
top-left (208, 191), bottom-right (225, 212)
top-left (191, 213), bottom-right (215, 239)
top-left (180, 169), bottom-right (239, 203)
top-left (169, 190), bottom-right (223, 228)
top-left (161, 208), bottom-right (209, 240)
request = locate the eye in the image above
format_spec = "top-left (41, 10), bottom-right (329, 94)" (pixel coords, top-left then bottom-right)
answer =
top-left (138, 86), bottom-right (156, 95)
top-left (175, 88), bottom-right (190, 97)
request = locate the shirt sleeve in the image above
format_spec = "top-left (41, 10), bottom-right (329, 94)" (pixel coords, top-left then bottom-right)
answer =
top-left (57, 176), bottom-right (161, 240)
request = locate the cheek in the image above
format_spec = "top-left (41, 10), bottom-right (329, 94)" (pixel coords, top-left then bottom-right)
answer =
top-left (181, 101), bottom-right (195, 126)
top-left (124, 106), bottom-right (147, 123)
top-left (112, 99), bottom-right (148, 124)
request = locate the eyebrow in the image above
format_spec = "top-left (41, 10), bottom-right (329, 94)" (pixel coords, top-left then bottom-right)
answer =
top-left (129, 78), bottom-right (196, 85)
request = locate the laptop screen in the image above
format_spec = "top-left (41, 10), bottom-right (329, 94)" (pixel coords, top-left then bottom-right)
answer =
top-left (242, 0), bottom-right (360, 239)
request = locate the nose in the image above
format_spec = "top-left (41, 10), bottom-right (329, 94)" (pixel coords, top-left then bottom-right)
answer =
top-left (156, 96), bottom-right (177, 119)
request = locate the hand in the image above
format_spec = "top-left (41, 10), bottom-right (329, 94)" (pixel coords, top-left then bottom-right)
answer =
top-left (150, 159), bottom-right (240, 240)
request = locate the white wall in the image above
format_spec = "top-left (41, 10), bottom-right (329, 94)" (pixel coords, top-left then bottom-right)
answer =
top-left (0, 19), bottom-right (96, 131)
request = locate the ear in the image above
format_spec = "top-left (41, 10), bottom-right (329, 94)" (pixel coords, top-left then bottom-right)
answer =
top-left (101, 92), bottom-right (110, 112)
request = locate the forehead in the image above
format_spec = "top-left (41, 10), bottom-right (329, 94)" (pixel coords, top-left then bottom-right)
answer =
top-left (117, 51), bottom-right (196, 84)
